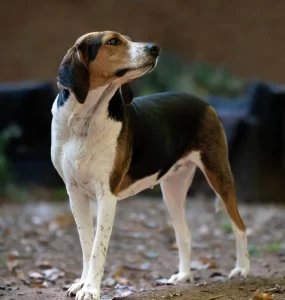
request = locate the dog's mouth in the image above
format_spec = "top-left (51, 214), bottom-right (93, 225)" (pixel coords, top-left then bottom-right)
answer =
top-left (115, 60), bottom-right (157, 77)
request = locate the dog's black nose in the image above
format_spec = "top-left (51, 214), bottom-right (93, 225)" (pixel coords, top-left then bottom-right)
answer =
top-left (145, 44), bottom-right (160, 57)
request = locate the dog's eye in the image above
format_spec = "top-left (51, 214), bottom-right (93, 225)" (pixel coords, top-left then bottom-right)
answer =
top-left (106, 38), bottom-right (121, 46)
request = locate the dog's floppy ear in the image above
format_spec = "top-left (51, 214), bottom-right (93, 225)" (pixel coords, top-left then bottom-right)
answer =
top-left (120, 83), bottom-right (134, 105)
top-left (57, 46), bottom-right (90, 104)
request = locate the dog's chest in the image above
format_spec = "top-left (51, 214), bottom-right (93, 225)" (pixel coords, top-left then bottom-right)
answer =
top-left (52, 116), bottom-right (122, 197)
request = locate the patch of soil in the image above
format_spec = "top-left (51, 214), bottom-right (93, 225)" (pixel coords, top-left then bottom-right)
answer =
top-left (0, 193), bottom-right (285, 300)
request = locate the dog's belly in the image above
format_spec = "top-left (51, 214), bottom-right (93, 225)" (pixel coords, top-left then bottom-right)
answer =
top-left (118, 151), bottom-right (200, 200)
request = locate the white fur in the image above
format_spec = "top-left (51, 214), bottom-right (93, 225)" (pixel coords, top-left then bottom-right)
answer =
top-left (161, 164), bottom-right (196, 284)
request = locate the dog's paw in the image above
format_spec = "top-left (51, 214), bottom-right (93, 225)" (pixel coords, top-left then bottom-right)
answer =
top-left (75, 288), bottom-right (100, 300)
top-left (229, 266), bottom-right (249, 279)
top-left (67, 280), bottom-right (84, 297)
top-left (168, 272), bottom-right (193, 284)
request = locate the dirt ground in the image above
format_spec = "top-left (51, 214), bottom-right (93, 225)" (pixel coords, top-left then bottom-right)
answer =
top-left (0, 188), bottom-right (285, 300)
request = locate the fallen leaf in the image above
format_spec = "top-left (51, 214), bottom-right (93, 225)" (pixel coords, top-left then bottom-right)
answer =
top-left (48, 215), bottom-right (74, 232)
top-left (42, 268), bottom-right (65, 281)
top-left (167, 292), bottom-right (182, 298)
top-left (199, 256), bottom-right (217, 268)
top-left (8, 250), bottom-right (19, 260)
top-left (6, 286), bottom-right (19, 292)
top-left (29, 272), bottom-right (45, 280)
top-left (264, 284), bottom-right (284, 294)
top-left (15, 270), bottom-right (25, 280)
top-left (3, 227), bottom-right (12, 238)
top-left (112, 266), bottom-right (125, 280)
top-left (6, 250), bottom-right (19, 273)
top-left (199, 225), bottom-right (210, 236)
top-left (29, 281), bottom-right (49, 288)
top-left (124, 261), bottom-right (152, 271)
top-left (35, 260), bottom-right (52, 269)
top-left (102, 277), bottom-right (116, 287)
top-left (117, 277), bottom-right (129, 285)
top-left (139, 262), bottom-right (152, 271)
top-left (190, 260), bottom-right (208, 270)
top-left (112, 290), bottom-right (132, 299)
top-left (130, 232), bottom-right (152, 239)
top-left (62, 283), bottom-right (72, 291)
top-left (144, 222), bottom-right (158, 229)
top-left (250, 291), bottom-right (272, 300)
top-left (145, 251), bottom-right (159, 259)
top-left (196, 282), bottom-right (208, 287)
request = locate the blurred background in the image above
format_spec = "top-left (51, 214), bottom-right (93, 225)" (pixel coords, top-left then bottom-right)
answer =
top-left (0, 2), bottom-right (285, 298)
top-left (0, 0), bottom-right (285, 204)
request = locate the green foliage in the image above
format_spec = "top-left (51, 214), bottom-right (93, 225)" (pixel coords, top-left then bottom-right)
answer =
top-left (221, 220), bottom-right (233, 233)
top-left (133, 52), bottom-right (247, 100)
top-left (260, 241), bottom-right (283, 252)
top-left (52, 188), bottom-right (68, 201)
top-left (248, 243), bottom-right (259, 255)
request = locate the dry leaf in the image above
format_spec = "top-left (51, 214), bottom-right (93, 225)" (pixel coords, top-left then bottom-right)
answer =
top-left (200, 256), bottom-right (217, 268)
top-left (264, 284), bottom-right (284, 294)
top-left (42, 268), bottom-right (65, 281)
top-left (35, 260), bottom-right (52, 269)
top-left (112, 266), bottom-right (125, 280)
top-left (7, 250), bottom-right (20, 273)
top-left (48, 215), bottom-right (74, 231)
top-left (29, 272), bottom-right (44, 280)
top-left (29, 281), bottom-right (49, 288)
top-left (62, 283), bottom-right (72, 291)
top-left (250, 291), bottom-right (273, 300)
top-left (15, 270), bottom-right (25, 280)
top-left (8, 250), bottom-right (19, 260)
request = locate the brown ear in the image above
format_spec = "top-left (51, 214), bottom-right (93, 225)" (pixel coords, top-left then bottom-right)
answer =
top-left (57, 46), bottom-right (90, 104)
top-left (120, 83), bottom-right (134, 105)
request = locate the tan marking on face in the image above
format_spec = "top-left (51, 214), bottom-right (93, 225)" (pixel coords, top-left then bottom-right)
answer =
top-left (75, 31), bottom-right (157, 89)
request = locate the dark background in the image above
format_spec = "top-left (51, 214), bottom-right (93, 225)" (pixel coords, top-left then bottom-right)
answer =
top-left (0, 0), bottom-right (284, 203)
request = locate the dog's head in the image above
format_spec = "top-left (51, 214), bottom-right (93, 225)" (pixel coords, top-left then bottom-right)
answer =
top-left (57, 31), bottom-right (160, 104)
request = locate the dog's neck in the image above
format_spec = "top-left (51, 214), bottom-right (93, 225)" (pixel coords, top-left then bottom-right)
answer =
top-left (53, 83), bottom-right (120, 137)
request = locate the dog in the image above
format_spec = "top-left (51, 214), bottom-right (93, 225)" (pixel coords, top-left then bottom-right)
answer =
top-left (51, 31), bottom-right (250, 300)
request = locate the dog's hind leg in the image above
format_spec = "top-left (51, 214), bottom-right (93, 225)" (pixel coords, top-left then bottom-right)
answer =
top-left (161, 165), bottom-right (196, 284)
top-left (195, 107), bottom-right (250, 279)
top-left (199, 152), bottom-right (250, 278)
top-left (66, 187), bottom-right (94, 297)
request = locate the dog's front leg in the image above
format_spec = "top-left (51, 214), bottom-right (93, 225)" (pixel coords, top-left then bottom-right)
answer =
top-left (66, 187), bottom-right (94, 297)
top-left (76, 192), bottom-right (117, 300)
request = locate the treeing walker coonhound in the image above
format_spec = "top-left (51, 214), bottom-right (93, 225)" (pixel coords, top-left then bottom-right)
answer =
top-left (51, 31), bottom-right (250, 300)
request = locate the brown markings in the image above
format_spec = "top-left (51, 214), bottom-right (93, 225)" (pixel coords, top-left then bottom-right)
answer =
top-left (58, 31), bottom-right (136, 102)
top-left (198, 106), bottom-right (246, 231)
top-left (109, 110), bottom-right (134, 196)
top-left (79, 31), bottom-right (134, 90)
